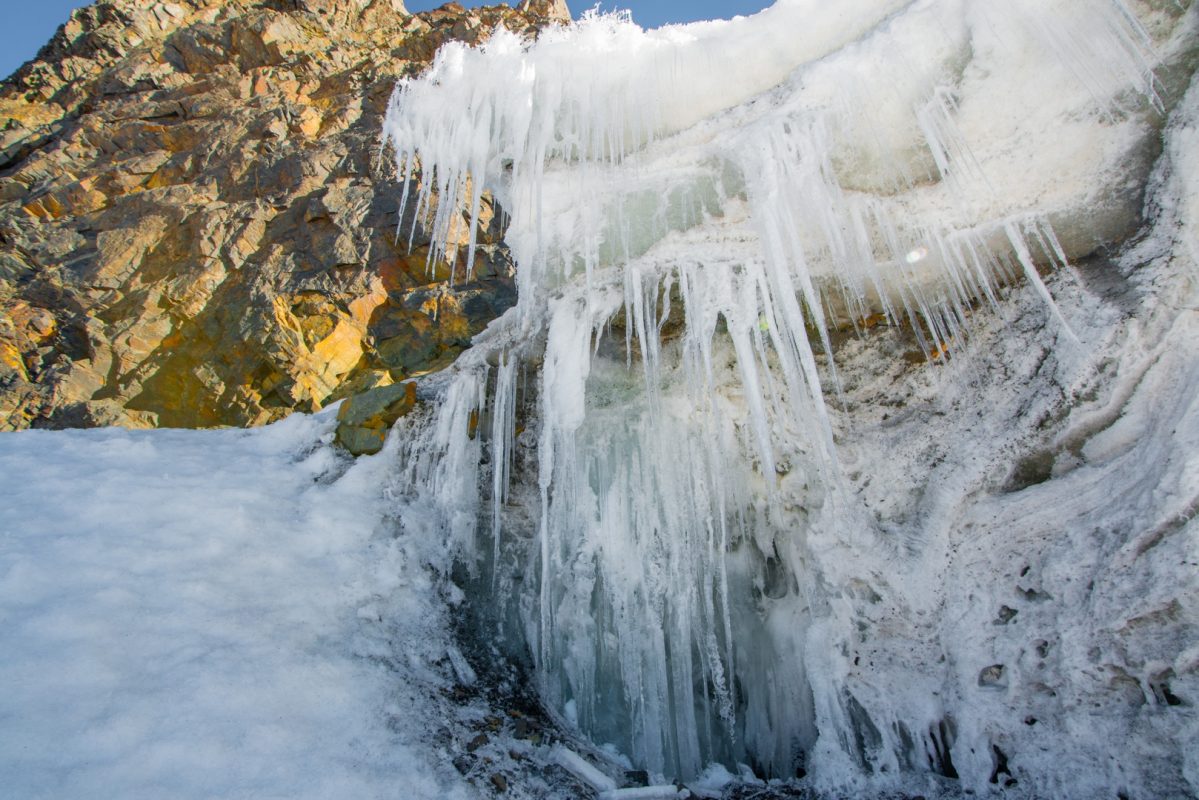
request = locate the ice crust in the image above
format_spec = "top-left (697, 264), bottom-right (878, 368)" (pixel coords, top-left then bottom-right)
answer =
top-left (380, 0), bottom-right (1199, 794)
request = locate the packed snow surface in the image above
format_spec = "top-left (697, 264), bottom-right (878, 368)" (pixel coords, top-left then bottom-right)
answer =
top-left (0, 414), bottom-right (474, 800)
top-left (385, 0), bottom-right (1199, 795)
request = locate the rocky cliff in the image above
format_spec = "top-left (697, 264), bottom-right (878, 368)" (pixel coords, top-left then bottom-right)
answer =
top-left (0, 0), bottom-right (568, 431)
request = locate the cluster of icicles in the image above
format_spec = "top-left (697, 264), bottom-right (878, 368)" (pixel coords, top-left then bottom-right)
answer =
top-left (380, 0), bottom-right (1164, 784)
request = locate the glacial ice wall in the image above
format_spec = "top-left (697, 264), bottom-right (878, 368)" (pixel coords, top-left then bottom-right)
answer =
top-left (382, 0), bottom-right (1198, 795)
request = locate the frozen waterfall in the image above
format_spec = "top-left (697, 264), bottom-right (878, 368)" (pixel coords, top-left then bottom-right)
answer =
top-left (381, 0), bottom-right (1198, 795)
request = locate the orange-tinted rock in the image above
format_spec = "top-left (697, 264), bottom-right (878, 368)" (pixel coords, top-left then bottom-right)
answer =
top-left (0, 0), bottom-right (567, 432)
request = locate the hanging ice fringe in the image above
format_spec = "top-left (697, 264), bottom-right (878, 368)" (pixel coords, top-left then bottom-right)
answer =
top-left (382, 0), bottom-right (1180, 784)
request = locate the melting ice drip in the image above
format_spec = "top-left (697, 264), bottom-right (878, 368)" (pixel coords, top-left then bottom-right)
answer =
top-left (382, 0), bottom-right (1177, 783)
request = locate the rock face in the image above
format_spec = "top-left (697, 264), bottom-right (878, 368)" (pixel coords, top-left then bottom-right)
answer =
top-left (0, 0), bottom-right (569, 431)
top-left (517, 0), bottom-right (570, 22)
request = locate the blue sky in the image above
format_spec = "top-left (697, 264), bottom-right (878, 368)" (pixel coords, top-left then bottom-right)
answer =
top-left (3, 2), bottom-right (92, 80)
top-left (2, 1), bottom-right (773, 81)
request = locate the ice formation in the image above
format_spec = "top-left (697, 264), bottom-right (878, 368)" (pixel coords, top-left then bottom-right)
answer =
top-left (382, 0), bottom-right (1199, 795)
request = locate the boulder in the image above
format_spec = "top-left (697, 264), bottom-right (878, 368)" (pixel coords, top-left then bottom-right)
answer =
top-left (334, 380), bottom-right (417, 455)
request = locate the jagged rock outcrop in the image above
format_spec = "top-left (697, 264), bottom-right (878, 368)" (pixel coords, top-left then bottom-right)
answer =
top-left (517, 0), bottom-right (570, 22)
top-left (0, 0), bottom-right (569, 430)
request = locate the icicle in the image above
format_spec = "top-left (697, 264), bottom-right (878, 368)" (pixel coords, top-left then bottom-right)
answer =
top-left (1005, 220), bottom-right (1081, 345)
top-left (381, 0), bottom-right (1172, 783)
top-left (489, 352), bottom-right (518, 587)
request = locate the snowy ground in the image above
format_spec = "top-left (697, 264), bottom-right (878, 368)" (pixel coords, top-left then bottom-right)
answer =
top-left (0, 412), bottom-right (476, 800)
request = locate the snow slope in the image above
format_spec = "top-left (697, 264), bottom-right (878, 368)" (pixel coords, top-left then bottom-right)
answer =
top-left (0, 413), bottom-right (474, 799)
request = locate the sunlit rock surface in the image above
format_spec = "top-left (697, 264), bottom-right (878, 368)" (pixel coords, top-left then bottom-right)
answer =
top-left (0, 0), bottom-right (567, 430)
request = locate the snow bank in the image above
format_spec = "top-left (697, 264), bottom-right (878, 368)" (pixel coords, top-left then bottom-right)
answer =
top-left (0, 413), bottom-right (473, 799)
